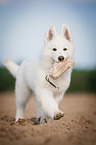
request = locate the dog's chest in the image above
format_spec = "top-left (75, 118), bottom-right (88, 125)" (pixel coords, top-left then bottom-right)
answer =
top-left (45, 69), bottom-right (72, 93)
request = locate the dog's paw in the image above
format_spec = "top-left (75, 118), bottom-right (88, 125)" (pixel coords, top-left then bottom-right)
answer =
top-left (54, 110), bottom-right (64, 120)
top-left (37, 116), bottom-right (51, 124)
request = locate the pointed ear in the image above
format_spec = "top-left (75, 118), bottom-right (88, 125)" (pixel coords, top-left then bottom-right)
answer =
top-left (45, 24), bottom-right (57, 42)
top-left (61, 24), bottom-right (72, 42)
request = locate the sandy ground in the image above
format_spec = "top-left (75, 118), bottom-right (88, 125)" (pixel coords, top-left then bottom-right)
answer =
top-left (0, 92), bottom-right (96, 145)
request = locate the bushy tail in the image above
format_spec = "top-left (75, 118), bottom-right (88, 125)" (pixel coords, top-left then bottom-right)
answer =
top-left (3, 58), bottom-right (19, 78)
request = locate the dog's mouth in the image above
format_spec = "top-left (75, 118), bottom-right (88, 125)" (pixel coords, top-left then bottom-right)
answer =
top-left (52, 59), bottom-right (59, 63)
top-left (52, 59), bottom-right (65, 63)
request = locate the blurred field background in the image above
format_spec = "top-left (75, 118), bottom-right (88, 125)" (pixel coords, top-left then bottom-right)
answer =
top-left (0, 67), bottom-right (96, 92)
top-left (0, 0), bottom-right (96, 93)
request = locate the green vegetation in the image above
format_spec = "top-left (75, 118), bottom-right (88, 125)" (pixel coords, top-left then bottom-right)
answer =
top-left (68, 69), bottom-right (96, 93)
top-left (0, 67), bottom-right (15, 91)
top-left (0, 67), bottom-right (96, 92)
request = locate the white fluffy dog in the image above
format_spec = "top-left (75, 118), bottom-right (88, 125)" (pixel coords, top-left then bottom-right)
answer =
top-left (3, 24), bottom-right (74, 124)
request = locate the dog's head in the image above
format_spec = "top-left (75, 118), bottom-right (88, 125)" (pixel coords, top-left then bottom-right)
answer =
top-left (44, 24), bottom-right (74, 63)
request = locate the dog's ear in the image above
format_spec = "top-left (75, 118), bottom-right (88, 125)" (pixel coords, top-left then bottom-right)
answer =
top-left (45, 24), bottom-right (57, 42)
top-left (61, 24), bottom-right (72, 42)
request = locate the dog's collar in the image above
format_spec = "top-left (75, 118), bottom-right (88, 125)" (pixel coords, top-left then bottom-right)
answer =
top-left (45, 75), bottom-right (59, 90)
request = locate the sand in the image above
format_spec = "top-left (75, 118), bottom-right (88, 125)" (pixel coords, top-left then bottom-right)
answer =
top-left (0, 92), bottom-right (96, 145)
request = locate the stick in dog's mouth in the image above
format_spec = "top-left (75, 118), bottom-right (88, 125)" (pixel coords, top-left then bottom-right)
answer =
top-left (45, 58), bottom-right (75, 89)
top-left (49, 58), bottom-right (75, 80)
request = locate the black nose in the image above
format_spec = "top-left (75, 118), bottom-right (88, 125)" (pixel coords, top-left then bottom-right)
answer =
top-left (58, 56), bottom-right (64, 61)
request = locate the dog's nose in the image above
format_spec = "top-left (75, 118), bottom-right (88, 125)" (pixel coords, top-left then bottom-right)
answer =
top-left (58, 56), bottom-right (64, 61)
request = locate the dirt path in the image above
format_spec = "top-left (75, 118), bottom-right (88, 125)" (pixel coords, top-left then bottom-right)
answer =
top-left (0, 92), bottom-right (96, 145)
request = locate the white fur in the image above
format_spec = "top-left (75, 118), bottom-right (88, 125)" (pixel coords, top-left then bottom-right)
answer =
top-left (3, 58), bottom-right (19, 78)
top-left (3, 24), bottom-right (74, 124)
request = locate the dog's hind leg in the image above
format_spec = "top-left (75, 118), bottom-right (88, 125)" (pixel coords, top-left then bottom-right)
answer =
top-left (15, 73), bottom-right (32, 121)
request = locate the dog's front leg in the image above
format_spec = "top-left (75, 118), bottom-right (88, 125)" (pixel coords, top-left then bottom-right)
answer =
top-left (36, 99), bottom-right (52, 124)
top-left (54, 92), bottom-right (64, 105)
top-left (35, 89), bottom-right (63, 123)
top-left (36, 100), bottom-right (43, 122)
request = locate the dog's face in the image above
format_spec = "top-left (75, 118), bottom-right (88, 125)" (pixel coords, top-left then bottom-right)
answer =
top-left (44, 24), bottom-right (74, 63)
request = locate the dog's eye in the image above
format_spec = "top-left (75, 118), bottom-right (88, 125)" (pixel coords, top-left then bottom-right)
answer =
top-left (53, 48), bottom-right (57, 51)
top-left (63, 48), bottom-right (67, 51)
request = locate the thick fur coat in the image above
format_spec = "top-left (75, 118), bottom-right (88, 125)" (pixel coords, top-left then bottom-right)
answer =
top-left (3, 24), bottom-right (74, 124)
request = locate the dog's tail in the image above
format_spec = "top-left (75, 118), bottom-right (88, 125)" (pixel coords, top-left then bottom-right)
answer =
top-left (3, 58), bottom-right (19, 78)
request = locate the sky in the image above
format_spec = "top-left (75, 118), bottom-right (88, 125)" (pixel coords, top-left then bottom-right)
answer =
top-left (0, 0), bottom-right (96, 69)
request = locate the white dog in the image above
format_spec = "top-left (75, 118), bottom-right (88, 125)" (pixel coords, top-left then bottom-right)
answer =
top-left (3, 24), bottom-right (74, 124)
